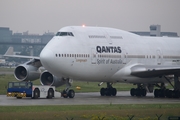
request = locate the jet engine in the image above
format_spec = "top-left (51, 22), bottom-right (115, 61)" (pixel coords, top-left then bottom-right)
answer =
top-left (40, 71), bottom-right (66, 87)
top-left (14, 64), bottom-right (40, 81)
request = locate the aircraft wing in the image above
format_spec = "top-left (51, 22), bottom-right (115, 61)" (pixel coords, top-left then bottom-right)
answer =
top-left (3, 47), bottom-right (40, 60)
top-left (131, 64), bottom-right (180, 78)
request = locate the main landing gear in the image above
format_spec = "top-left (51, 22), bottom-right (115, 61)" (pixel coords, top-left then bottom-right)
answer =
top-left (61, 79), bottom-right (75, 98)
top-left (130, 84), bottom-right (147, 97)
top-left (154, 75), bottom-right (180, 98)
top-left (100, 82), bottom-right (117, 96)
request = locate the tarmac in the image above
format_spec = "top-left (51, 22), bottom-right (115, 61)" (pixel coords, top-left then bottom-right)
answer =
top-left (1, 91), bottom-right (180, 106)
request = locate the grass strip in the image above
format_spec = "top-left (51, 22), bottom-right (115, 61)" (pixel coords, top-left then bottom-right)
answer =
top-left (0, 104), bottom-right (180, 120)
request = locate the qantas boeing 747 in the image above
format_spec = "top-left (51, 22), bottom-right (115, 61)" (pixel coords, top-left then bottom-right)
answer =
top-left (4, 26), bottom-right (180, 98)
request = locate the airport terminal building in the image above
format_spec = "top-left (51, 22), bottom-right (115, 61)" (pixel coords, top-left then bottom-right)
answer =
top-left (131, 25), bottom-right (178, 37)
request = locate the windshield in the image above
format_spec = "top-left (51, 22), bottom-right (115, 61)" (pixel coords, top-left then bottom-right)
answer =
top-left (8, 82), bottom-right (32, 89)
top-left (56, 32), bottom-right (74, 36)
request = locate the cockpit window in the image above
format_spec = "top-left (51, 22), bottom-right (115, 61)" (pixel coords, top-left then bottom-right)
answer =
top-left (56, 32), bottom-right (74, 36)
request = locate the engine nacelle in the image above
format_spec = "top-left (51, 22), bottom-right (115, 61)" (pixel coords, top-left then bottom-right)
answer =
top-left (14, 64), bottom-right (40, 81)
top-left (40, 71), bottom-right (66, 87)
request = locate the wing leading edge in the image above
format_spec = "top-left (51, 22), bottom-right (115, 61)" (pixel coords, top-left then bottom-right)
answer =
top-left (4, 47), bottom-right (41, 67)
top-left (131, 64), bottom-right (180, 78)
top-left (3, 47), bottom-right (40, 60)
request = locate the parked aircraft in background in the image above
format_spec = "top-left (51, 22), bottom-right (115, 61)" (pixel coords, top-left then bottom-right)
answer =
top-left (4, 26), bottom-right (180, 98)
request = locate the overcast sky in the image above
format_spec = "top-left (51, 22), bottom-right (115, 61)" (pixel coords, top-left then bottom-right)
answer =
top-left (0, 0), bottom-right (180, 35)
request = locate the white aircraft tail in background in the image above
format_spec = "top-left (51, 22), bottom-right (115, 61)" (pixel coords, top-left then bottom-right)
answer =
top-left (4, 46), bottom-right (14, 56)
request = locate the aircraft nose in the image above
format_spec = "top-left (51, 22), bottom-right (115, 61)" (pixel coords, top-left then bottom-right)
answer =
top-left (40, 48), bottom-right (54, 69)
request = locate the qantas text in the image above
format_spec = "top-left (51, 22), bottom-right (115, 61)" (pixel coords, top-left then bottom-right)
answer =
top-left (96, 46), bottom-right (122, 53)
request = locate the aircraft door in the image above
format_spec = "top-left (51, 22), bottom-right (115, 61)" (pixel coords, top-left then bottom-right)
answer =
top-left (122, 49), bottom-right (127, 64)
top-left (91, 48), bottom-right (97, 64)
top-left (101, 29), bottom-right (112, 44)
top-left (156, 49), bottom-right (163, 65)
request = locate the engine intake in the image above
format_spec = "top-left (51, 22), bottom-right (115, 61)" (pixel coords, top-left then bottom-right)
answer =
top-left (14, 65), bottom-right (40, 81)
top-left (40, 71), bottom-right (66, 87)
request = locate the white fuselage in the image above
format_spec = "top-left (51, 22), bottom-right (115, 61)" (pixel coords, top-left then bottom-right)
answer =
top-left (40, 26), bottom-right (180, 84)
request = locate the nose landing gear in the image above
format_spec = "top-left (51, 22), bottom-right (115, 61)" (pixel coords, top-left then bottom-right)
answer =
top-left (61, 79), bottom-right (75, 98)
